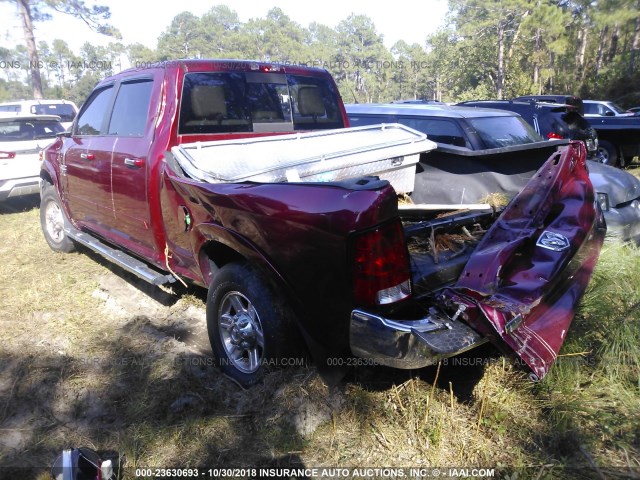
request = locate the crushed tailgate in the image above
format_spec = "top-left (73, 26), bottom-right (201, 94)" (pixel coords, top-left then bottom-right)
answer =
top-left (441, 142), bottom-right (606, 379)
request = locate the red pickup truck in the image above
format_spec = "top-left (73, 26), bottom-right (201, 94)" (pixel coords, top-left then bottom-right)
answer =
top-left (40, 60), bottom-right (605, 386)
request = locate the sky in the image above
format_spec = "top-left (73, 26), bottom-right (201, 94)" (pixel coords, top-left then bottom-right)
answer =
top-left (0, 0), bottom-right (449, 59)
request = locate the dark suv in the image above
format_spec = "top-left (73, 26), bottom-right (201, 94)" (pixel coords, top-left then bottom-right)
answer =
top-left (346, 103), bottom-right (559, 205)
top-left (345, 103), bottom-right (640, 244)
top-left (513, 95), bottom-right (584, 114)
top-left (456, 100), bottom-right (600, 161)
top-left (347, 103), bottom-right (543, 150)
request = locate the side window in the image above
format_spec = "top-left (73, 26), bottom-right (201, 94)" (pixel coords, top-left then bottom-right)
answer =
top-left (0, 105), bottom-right (20, 113)
top-left (108, 80), bottom-right (153, 137)
top-left (583, 103), bottom-right (598, 115)
top-left (76, 86), bottom-right (114, 135)
top-left (347, 114), bottom-right (394, 127)
top-left (397, 117), bottom-right (467, 147)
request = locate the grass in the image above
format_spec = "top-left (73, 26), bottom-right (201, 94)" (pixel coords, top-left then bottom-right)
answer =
top-left (0, 196), bottom-right (639, 479)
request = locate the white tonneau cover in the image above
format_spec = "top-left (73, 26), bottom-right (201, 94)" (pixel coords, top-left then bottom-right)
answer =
top-left (171, 124), bottom-right (437, 194)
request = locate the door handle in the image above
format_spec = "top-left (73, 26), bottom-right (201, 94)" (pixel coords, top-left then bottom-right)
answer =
top-left (80, 153), bottom-right (95, 160)
top-left (124, 157), bottom-right (145, 168)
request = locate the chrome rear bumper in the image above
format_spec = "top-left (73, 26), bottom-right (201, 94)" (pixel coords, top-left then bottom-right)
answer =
top-left (349, 308), bottom-right (487, 369)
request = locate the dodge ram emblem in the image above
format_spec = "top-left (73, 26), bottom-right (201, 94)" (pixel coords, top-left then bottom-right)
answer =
top-left (536, 230), bottom-right (570, 251)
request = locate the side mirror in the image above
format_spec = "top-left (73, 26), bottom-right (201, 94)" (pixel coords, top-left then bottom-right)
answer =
top-left (604, 111), bottom-right (614, 116)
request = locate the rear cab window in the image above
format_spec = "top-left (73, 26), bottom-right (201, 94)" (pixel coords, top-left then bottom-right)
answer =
top-left (179, 71), bottom-right (344, 135)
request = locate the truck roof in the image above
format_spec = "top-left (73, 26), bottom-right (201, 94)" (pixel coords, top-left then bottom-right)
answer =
top-left (111, 59), bottom-right (332, 80)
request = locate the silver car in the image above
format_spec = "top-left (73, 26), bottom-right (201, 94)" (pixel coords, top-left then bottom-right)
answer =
top-left (588, 161), bottom-right (640, 244)
top-left (583, 100), bottom-right (635, 118)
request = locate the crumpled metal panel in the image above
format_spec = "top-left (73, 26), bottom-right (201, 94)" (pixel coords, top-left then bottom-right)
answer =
top-left (443, 142), bottom-right (606, 379)
top-left (171, 124), bottom-right (436, 194)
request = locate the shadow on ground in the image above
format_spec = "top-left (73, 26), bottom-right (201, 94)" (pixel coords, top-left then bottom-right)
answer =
top-left (0, 315), bottom-right (315, 478)
top-left (0, 195), bottom-right (40, 215)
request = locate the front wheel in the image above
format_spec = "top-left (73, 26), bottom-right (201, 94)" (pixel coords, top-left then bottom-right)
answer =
top-left (597, 140), bottom-right (619, 167)
top-left (207, 262), bottom-right (295, 387)
top-left (40, 184), bottom-right (75, 253)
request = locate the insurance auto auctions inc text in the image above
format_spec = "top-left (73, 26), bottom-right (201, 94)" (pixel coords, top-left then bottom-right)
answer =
top-left (254, 467), bottom-right (496, 478)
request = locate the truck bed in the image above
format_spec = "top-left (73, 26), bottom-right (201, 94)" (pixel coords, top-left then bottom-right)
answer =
top-left (171, 124), bottom-right (436, 194)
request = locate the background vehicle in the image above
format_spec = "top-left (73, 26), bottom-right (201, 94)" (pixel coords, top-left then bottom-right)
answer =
top-left (0, 99), bottom-right (78, 129)
top-left (513, 94), bottom-right (584, 114)
top-left (583, 100), bottom-right (635, 117)
top-left (456, 99), bottom-right (600, 161)
top-left (347, 103), bottom-right (563, 203)
top-left (511, 96), bottom-right (640, 165)
top-left (392, 99), bottom-right (446, 105)
top-left (40, 61), bottom-right (604, 385)
top-left (583, 114), bottom-right (640, 167)
top-left (0, 113), bottom-right (64, 201)
top-left (346, 103), bottom-right (640, 244)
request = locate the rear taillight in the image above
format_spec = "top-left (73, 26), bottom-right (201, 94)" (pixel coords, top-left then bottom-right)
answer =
top-left (351, 220), bottom-right (412, 306)
top-left (0, 151), bottom-right (16, 159)
top-left (547, 132), bottom-right (564, 139)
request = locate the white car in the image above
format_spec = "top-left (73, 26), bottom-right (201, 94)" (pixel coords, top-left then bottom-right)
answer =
top-left (0, 99), bottom-right (78, 130)
top-left (583, 100), bottom-right (635, 117)
top-left (0, 114), bottom-right (65, 201)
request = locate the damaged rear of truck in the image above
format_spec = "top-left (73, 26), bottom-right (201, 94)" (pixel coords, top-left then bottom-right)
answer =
top-left (39, 60), bottom-right (605, 387)
top-left (165, 133), bottom-right (604, 384)
top-left (354, 141), bottom-right (605, 381)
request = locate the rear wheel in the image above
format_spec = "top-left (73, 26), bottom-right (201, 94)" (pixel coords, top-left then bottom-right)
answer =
top-left (40, 184), bottom-right (75, 253)
top-left (207, 262), bottom-right (295, 387)
top-left (597, 140), bottom-right (619, 167)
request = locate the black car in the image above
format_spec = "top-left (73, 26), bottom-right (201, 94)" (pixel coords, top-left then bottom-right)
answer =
top-left (345, 103), bottom-right (640, 244)
top-left (513, 95), bottom-right (584, 114)
top-left (456, 100), bottom-right (601, 162)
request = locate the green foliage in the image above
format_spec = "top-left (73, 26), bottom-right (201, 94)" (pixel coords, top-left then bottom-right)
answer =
top-left (156, 11), bottom-right (205, 59)
top-left (0, 78), bottom-right (31, 101)
top-left (334, 14), bottom-right (393, 103)
top-left (42, 0), bottom-right (121, 39)
top-left (537, 241), bottom-right (640, 454)
top-left (1, 2), bottom-right (639, 104)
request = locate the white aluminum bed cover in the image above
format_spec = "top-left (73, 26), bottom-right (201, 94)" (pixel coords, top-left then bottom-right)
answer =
top-left (171, 124), bottom-right (436, 193)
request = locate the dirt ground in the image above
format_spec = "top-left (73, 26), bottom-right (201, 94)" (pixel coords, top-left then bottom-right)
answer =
top-left (1, 196), bottom-right (637, 480)
top-left (0, 196), bottom-right (384, 477)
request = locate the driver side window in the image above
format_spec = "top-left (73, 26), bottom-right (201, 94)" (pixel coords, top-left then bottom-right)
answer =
top-left (75, 86), bottom-right (114, 136)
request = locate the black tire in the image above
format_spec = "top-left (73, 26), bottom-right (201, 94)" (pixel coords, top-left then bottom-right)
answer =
top-left (207, 262), bottom-right (294, 387)
top-left (597, 140), bottom-right (619, 167)
top-left (40, 184), bottom-right (76, 253)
